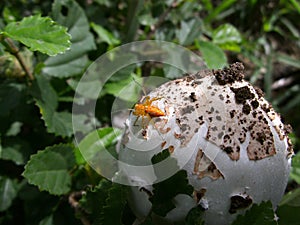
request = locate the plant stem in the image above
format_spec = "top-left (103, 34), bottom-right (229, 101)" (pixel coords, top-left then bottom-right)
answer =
top-left (3, 37), bottom-right (34, 80)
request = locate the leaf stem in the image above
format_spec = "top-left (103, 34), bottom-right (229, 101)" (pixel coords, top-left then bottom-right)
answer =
top-left (3, 37), bottom-right (34, 80)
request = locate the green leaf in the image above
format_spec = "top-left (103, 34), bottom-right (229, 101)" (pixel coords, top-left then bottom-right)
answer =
top-left (196, 40), bottom-right (227, 69)
top-left (138, 13), bottom-right (157, 26)
top-left (3, 14), bottom-right (71, 56)
top-left (104, 72), bottom-right (140, 102)
top-left (280, 188), bottom-right (300, 207)
top-left (42, 0), bottom-right (96, 78)
top-left (176, 18), bottom-right (202, 45)
top-left (232, 201), bottom-right (277, 225)
top-left (212, 23), bottom-right (242, 52)
top-left (80, 180), bottom-right (128, 225)
top-left (185, 206), bottom-right (205, 225)
top-left (149, 149), bottom-right (194, 217)
top-left (0, 176), bottom-right (19, 211)
top-left (277, 204), bottom-right (300, 225)
top-left (0, 137), bottom-right (30, 165)
top-left (31, 75), bottom-right (73, 137)
top-left (80, 179), bottom-right (112, 222)
top-left (91, 22), bottom-right (120, 46)
top-left (290, 151), bottom-right (300, 184)
top-left (76, 128), bottom-right (121, 178)
top-left (99, 183), bottom-right (128, 225)
top-left (22, 144), bottom-right (75, 195)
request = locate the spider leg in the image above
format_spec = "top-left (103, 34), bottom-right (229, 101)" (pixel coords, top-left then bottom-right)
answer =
top-left (133, 115), bottom-right (140, 126)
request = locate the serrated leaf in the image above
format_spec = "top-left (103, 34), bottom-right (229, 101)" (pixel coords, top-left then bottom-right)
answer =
top-left (0, 176), bottom-right (19, 211)
top-left (80, 179), bottom-right (112, 222)
top-left (212, 23), bottom-right (242, 52)
top-left (150, 149), bottom-right (194, 217)
top-left (232, 201), bottom-right (277, 225)
top-left (3, 14), bottom-right (71, 56)
top-left (22, 144), bottom-right (75, 195)
top-left (290, 151), bottom-right (300, 184)
top-left (99, 183), bottom-right (128, 225)
top-left (42, 0), bottom-right (96, 78)
top-left (196, 40), bottom-right (227, 69)
top-left (91, 22), bottom-right (120, 46)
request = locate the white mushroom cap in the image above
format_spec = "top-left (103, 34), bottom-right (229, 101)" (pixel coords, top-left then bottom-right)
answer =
top-left (118, 63), bottom-right (294, 225)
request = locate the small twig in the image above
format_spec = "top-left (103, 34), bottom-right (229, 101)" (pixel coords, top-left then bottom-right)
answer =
top-left (4, 37), bottom-right (34, 80)
top-left (69, 191), bottom-right (91, 225)
top-left (146, 1), bottom-right (179, 40)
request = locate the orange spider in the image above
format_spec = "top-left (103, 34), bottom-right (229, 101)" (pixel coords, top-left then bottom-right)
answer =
top-left (132, 96), bottom-right (165, 128)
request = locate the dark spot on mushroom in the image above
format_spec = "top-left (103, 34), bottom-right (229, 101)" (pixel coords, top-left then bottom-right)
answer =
top-left (219, 94), bottom-right (225, 101)
top-left (229, 195), bottom-right (253, 214)
top-left (207, 163), bottom-right (217, 172)
top-left (174, 132), bottom-right (181, 139)
top-left (256, 132), bottom-right (266, 145)
top-left (216, 115), bottom-right (222, 121)
top-left (194, 189), bottom-right (207, 203)
top-left (181, 105), bottom-right (195, 115)
top-left (230, 86), bottom-right (255, 104)
top-left (218, 132), bottom-right (224, 139)
top-left (213, 62), bottom-right (244, 85)
top-left (222, 146), bottom-right (233, 154)
top-left (251, 100), bottom-right (259, 109)
top-left (161, 141), bottom-right (166, 148)
top-left (242, 103), bottom-right (251, 115)
top-left (142, 129), bottom-right (147, 137)
top-left (230, 110), bottom-right (236, 118)
top-left (168, 145), bottom-right (175, 153)
top-left (254, 86), bottom-right (264, 98)
top-left (212, 126), bottom-right (218, 131)
top-left (252, 111), bottom-right (257, 118)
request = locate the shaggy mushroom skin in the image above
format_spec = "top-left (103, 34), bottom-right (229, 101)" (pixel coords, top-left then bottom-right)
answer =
top-left (118, 63), bottom-right (294, 225)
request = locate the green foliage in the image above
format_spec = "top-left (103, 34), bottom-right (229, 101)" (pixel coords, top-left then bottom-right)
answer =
top-left (42, 0), bottom-right (96, 78)
top-left (80, 180), bottom-right (128, 225)
top-left (185, 206), bottom-right (205, 225)
top-left (2, 14), bottom-right (71, 56)
top-left (0, 0), bottom-right (299, 224)
top-left (290, 151), bottom-right (300, 184)
top-left (31, 74), bottom-right (73, 137)
top-left (149, 150), bottom-right (194, 217)
top-left (196, 40), bottom-right (227, 69)
top-left (0, 177), bottom-right (19, 212)
top-left (23, 144), bottom-right (75, 195)
top-left (232, 201), bottom-right (277, 225)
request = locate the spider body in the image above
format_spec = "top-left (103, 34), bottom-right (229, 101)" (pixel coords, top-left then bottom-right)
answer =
top-left (132, 96), bottom-right (165, 128)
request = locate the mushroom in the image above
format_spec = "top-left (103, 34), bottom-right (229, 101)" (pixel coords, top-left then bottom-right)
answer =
top-left (117, 63), bottom-right (294, 225)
